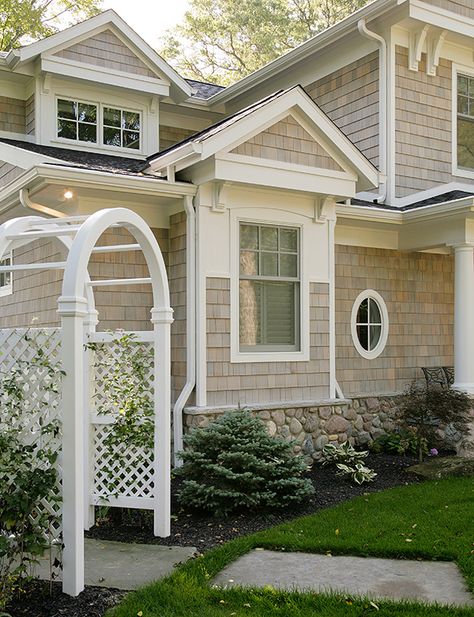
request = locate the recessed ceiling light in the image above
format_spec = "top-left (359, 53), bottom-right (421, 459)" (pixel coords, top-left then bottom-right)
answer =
top-left (64, 189), bottom-right (74, 200)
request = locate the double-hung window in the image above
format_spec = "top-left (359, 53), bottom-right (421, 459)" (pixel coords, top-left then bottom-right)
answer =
top-left (58, 99), bottom-right (98, 143)
top-left (0, 252), bottom-right (12, 297)
top-left (239, 223), bottom-right (300, 352)
top-left (103, 107), bottom-right (140, 150)
top-left (457, 74), bottom-right (474, 170)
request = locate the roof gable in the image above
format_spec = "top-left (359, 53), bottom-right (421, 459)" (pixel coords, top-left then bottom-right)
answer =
top-left (230, 115), bottom-right (344, 172)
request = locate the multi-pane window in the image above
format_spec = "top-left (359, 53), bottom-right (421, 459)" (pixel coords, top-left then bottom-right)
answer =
top-left (457, 74), bottom-right (474, 170)
top-left (103, 107), bottom-right (140, 150)
top-left (239, 223), bottom-right (300, 351)
top-left (57, 99), bottom-right (97, 143)
top-left (355, 297), bottom-right (382, 352)
top-left (0, 252), bottom-right (12, 296)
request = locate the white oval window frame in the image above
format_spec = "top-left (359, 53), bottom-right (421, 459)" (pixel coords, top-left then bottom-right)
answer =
top-left (350, 290), bottom-right (389, 360)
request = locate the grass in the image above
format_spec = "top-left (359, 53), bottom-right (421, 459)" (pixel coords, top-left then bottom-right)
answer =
top-left (107, 478), bottom-right (474, 616)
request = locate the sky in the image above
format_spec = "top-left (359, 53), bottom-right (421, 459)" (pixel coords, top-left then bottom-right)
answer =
top-left (100, 0), bottom-right (190, 48)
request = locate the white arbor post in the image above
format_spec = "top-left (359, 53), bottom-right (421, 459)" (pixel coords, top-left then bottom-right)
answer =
top-left (151, 307), bottom-right (173, 537)
top-left (453, 244), bottom-right (474, 394)
top-left (57, 295), bottom-right (88, 597)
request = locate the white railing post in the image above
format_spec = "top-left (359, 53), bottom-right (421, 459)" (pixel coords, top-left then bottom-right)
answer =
top-left (151, 307), bottom-right (173, 537)
top-left (57, 295), bottom-right (88, 597)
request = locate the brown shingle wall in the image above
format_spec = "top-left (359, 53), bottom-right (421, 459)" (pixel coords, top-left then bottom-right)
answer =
top-left (335, 245), bottom-right (454, 395)
top-left (306, 52), bottom-right (379, 167)
top-left (160, 126), bottom-right (195, 151)
top-left (206, 278), bottom-right (330, 406)
top-left (169, 211), bottom-right (187, 402)
top-left (231, 115), bottom-right (343, 170)
top-left (26, 94), bottom-right (34, 135)
top-left (55, 30), bottom-right (156, 77)
top-left (423, 0), bottom-right (474, 18)
top-left (0, 96), bottom-right (26, 134)
top-left (0, 227), bottom-right (169, 331)
top-left (0, 161), bottom-right (24, 188)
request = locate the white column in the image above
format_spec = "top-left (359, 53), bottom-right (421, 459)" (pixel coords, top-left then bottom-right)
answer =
top-left (57, 295), bottom-right (88, 597)
top-left (453, 244), bottom-right (474, 393)
top-left (151, 306), bottom-right (173, 537)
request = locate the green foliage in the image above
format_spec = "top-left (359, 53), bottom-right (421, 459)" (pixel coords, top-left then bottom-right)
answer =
top-left (0, 0), bottom-right (101, 51)
top-left (159, 0), bottom-right (371, 85)
top-left (322, 441), bottom-right (376, 484)
top-left (399, 382), bottom-right (471, 462)
top-left (371, 429), bottom-right (426, 457)
top-left (176, 410), bottom-right (314, 516)
top-left (0, 334), bottom-right (62, 610)
top-left (86, 333), bottom-right (154, 496)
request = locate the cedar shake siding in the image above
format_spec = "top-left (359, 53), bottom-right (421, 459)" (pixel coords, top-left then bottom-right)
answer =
top-left (160, 126), bottom-right (196, 151)
top-left (54, 30), bottom-right (156, 77)
top-left (206, 279), bottom-right (330, 407)
top-left (335, 245), bottom-right (454, 396)
top-left (0, 227), bottom-right (169, 331)
top-left (395, 46), bottom-right (474, 198)
top-left (169, 211), bottom-right (187, 402)
top-left (0, 96), bottom-right (26, 134)
top-left (424, 0), bottom-right (474, 19)
top-left (306, 52), bottom-right (379, 168)
top-left (0, 162), bottom-right (24, 188)
top-left (231, 115), bottom-right (343, 170)
top-left (26, 95), bottom-right (35, 135)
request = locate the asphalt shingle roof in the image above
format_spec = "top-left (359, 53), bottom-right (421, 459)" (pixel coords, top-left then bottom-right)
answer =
top-left (186, 79), bottom-right (225, 99)
top-left (350, 190), bottom-right (474, 212)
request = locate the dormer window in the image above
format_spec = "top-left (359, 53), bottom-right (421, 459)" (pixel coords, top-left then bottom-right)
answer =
top-left (56, 98), bottom-right (141, 151)
top-left (457, 74), bottom-right (474, 171)
top-left (57, 99), bottom-right (97, 143)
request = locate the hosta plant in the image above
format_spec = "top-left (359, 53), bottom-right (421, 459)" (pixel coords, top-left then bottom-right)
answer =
top-left (336, 462), bottom-right (377, 484)
top-left (322, 441), bottom-right (376, 485)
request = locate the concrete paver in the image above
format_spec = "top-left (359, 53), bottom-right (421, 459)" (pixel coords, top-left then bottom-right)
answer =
top-left (35, 539), bottom-right (196, 590)
top-left (213, 549), bottom-right (474, 607)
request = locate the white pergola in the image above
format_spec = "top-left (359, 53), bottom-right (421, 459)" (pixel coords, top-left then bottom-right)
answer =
top-left (0, 208), bottom-right (173, 596)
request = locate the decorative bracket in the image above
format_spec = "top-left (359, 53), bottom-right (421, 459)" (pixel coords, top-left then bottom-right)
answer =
top-left (41, 72), bottom-right (52, 95)
top-left (211, 181), bottom-right (226, 213)
top-left (314, 195), bottom-right (336, 224)
top-left (149, 96), bottom-right (159, 115)
top-left (409, 25), bottom-right (430, 72)
top-left (426, 30), bottom-right (447, 77)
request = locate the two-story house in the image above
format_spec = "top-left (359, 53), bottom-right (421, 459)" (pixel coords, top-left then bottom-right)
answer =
top-left (0, 0), bottom-right (473, 455)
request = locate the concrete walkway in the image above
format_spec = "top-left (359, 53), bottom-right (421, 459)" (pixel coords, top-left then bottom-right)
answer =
top-left (213, 550), bottom-right (474, 607)
top-left (35, 539), bottom-right (196, 590)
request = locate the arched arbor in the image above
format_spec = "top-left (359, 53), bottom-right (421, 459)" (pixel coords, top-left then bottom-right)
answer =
top-left (0, 208), bottom-right (173, 596)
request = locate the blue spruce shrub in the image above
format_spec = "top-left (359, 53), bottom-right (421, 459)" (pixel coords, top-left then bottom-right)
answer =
top-left (177, 410), bottom-right (314, 516)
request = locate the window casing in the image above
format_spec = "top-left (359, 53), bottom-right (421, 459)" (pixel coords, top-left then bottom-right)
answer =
top-left (239, 223), bottom-right (300, 352)
top-left (57, 99), bottom-right (141, 151)
top-left (0, 252), bottom-right (12, 297)
top-left (457, 73), bottom-right (474, 171)
top-left (351, 290), bottom-right (388, 360)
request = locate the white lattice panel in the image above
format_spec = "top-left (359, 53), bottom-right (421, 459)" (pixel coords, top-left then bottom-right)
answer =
top-left (88, 333), bottom-right (155, 507)
top-left (0, 328), bottom-right (63, 539)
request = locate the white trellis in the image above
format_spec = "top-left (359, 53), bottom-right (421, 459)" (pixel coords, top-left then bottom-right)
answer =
top-left (0, 208), bottom-right (173, 597)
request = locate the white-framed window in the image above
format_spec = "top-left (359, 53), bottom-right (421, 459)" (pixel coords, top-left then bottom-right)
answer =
top-left (0, 252), bottom-right (13, 297)
top-left (239, 222), bottom-right (300, 352)
top-left (351, 290), bottom-right (388, 360)
top-left (456, 73), bottom-right (474, 171)
top-left (56, 98), bottom-right (141, 151)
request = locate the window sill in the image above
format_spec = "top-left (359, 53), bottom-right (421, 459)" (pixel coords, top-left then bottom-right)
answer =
top-left (0, 287), bottom-right (13, 298)
top-left (452, 167), bottom-right (474, 181)
top-left (230, 349), bottom-right (309, 363)
top-left (50, 139), bottom-right (144, 158)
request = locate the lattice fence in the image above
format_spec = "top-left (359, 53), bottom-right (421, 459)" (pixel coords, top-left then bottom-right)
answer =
top-left (87, 332), bottom-right (155, 509)
top-left (0, 328), bottom-right (63, 540)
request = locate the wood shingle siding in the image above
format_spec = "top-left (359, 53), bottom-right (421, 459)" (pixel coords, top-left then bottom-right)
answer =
top-left (54, 30), bottom-right (157, 77)
top-left (205, 278), bottom-right (330, 407)
top-left (26, 95), bottom-right (35, 135)
top-left (160, 126), bottom-right (196, 151)
top-left (306, 52), bottom-right (379, 167)
top-left (424, 0), bottom-right (474, 19)
top-left (0, 96), bottom-right (26, 134)
top-left (0, 161), bottom-right (24, 188)
top-left (335, 245), bottom-right (454, 396)
top-left (231, 115), bottom-right (343, 170)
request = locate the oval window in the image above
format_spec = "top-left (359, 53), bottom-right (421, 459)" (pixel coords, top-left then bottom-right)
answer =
top-left (351, 290), bottom-right (388, 359)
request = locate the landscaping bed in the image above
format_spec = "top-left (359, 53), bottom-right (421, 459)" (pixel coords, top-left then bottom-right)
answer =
top-left (5, 453), bottom-right (419, 616)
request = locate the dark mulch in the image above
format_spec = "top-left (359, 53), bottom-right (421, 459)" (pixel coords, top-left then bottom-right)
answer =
top-left (5, 453), bottom-right (420, 617)
top-left (4, 580), bottom-right (126, 617)
top-left (86, 453), bottom-right (420, 552)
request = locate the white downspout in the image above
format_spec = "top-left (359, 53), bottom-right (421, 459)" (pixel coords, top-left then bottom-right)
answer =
top-left (358, 19), bottom-right (387, 204)
top-left (173, 194), bottom-right (196, 466)
top-left (19, 188), bottom-right (67, 218)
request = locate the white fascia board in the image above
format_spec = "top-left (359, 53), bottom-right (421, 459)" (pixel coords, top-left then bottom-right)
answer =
top-left (0, 141), bottom-right (62, 169)
top-left (208, 0), bottom-right (400, 106)
top-left (214, 158), bottom-right (357, 196)
top-left (41, 56), bottom-right (170, 97)
top-left (409, 0), bottom-right (474, 38)
top-left (147, 142), bottom-right (203, 173)
top-left (16, 10), bottom-right (192, 101)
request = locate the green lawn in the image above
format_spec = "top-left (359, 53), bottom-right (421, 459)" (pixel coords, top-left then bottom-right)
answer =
top-left (107, 478), bottom-right (474, 617)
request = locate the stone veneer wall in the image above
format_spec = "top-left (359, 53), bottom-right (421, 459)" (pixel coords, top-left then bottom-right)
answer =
top-left (335, 245), bottom-right (454, 396)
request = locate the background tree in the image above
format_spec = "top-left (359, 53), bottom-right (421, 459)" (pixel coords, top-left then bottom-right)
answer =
top-left (159, 0), bottom-right (370, 86)
top-left (0, 0), bottom-right (101, 51)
